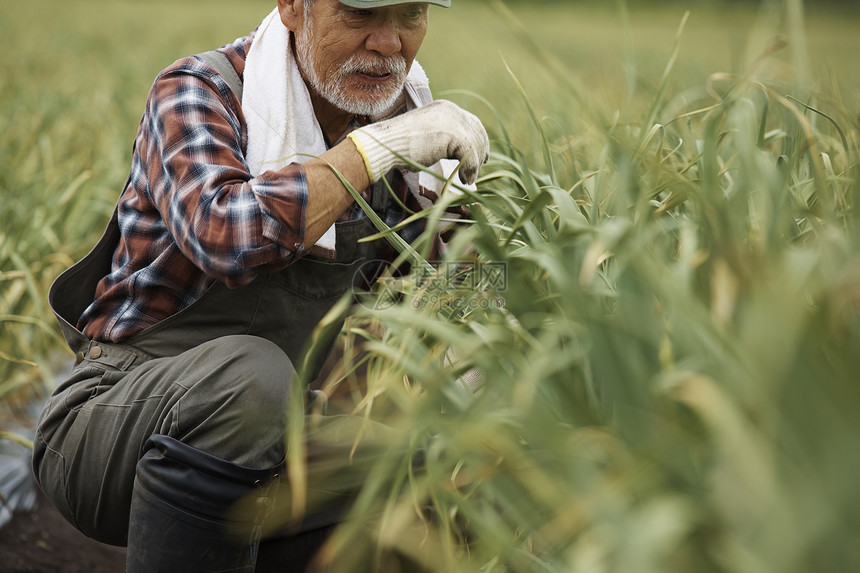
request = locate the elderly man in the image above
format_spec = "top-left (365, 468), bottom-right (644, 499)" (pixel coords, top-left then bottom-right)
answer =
top-left (32, 0), bottom-right (488, 570)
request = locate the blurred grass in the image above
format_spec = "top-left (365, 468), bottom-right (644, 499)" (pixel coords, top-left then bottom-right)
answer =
top-left (2, 1), bottom-right (860, 570)
top-left (283, 2), bottom-right (860, 572)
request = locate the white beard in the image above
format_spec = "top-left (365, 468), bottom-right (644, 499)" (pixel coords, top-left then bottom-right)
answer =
top-left (295, 15), bottom-right (407, 117)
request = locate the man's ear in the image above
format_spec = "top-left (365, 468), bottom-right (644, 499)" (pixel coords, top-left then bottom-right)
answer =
top-left (276, 0), bottom-right (302, 32)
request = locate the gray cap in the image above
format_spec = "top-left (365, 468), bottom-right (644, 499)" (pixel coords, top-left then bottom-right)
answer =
top-left (340, 0), bottom-right (451, 7)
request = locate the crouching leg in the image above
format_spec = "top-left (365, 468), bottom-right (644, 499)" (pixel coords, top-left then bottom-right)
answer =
top-left (126, 434), bottom-right (282, 573)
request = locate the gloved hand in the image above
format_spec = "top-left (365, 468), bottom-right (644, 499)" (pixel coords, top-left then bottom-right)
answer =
top-left (347, 100), bottom-right (490, 186)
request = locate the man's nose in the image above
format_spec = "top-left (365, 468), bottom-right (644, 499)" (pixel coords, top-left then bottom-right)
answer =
top-left (365, 20), bottom-right (402, 57)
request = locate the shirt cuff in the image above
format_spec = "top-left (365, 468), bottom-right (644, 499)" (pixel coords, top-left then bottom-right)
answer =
top-left (251, 163), bottom-right (309, 253)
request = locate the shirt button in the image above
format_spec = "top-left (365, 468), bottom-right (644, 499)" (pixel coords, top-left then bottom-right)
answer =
top-left (75, 351), bottom-right (85, 365)
top-left (89, 345), bottom-right (103, 359)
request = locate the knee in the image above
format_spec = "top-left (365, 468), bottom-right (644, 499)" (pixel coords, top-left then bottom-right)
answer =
top-left (174, 336), bottom-right (296, 466)
top-left (226, 336), bottom-right (295, 405)
top-left (205, 335), bottom-right (295, 407)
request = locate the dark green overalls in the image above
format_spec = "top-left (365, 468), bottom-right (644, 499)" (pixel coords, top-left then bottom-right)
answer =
top-left (33, 178), bottom-right (394, 569)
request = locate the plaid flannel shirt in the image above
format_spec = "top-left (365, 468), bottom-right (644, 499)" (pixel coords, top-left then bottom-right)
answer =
top-left (79, 31), bottom-right (435, 343)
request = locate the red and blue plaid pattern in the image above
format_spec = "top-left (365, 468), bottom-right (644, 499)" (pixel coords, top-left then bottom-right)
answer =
top-left (79, 31), bottom-right (434, 343)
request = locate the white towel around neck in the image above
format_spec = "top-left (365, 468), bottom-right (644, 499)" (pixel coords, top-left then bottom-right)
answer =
top-left (243, 8), bottom-right (466, 252)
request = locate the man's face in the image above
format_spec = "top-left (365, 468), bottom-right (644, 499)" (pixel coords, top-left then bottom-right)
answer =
top-left (291, 0), bottom-right (429, 117)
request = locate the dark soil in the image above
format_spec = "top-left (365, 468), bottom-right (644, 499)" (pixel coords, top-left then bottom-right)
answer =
top-left (0, 488), bottom-right (126, 573)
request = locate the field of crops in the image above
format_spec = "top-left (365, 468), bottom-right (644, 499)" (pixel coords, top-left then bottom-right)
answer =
top-left (2, 0), bottom-right (860, 571)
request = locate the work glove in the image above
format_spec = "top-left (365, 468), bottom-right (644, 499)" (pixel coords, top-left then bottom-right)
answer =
top-left (347, 100), bottom-right (490, 186)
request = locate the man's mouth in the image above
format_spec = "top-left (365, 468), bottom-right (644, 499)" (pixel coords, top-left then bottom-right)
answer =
top-left (341, 55), bottom-right (406, 89)
top-left (355, 71), bottom-right (394, 84)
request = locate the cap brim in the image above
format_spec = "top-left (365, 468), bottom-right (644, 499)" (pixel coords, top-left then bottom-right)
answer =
top-left (339, 0), bottom-right (451, 7)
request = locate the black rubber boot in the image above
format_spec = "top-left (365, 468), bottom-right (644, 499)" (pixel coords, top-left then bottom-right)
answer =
top-left (125, 434), bottom-right (281, 573)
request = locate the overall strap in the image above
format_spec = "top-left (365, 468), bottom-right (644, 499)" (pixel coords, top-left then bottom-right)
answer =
top-left (197, 50), bottom-right (244, 100)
